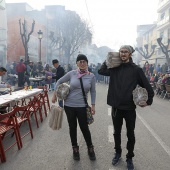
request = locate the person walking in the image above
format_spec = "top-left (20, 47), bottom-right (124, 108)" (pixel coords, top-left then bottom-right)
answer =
top-left (52, 59), bottom-right (65, 107)
top-left (52, 54), bottom-right (96, 161)
top-left (98, 45), bottom-right (154, 170)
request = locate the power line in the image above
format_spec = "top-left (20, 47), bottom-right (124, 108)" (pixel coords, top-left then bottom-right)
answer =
top-left (83, 0), bottom-right (105, 46)
top-left (7, 37), bottom-right (22, 49)
top-left (84, 0), bottom-right (94, 33)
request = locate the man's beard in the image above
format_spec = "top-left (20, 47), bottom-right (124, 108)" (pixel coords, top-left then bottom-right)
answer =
top-left (121, 57), bottom-right (129, 63)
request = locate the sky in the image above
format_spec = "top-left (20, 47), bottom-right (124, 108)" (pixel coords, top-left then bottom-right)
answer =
top-left (5, 0), bottom-right (159, 50)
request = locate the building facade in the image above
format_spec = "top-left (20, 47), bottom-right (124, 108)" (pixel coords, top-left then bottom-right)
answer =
top-left (0, 0), bottom-right (7, 66)
top-left (157, 0), bottom-right (170, 65)
top-left (6, 3), bottom-right (46, 63)
top-left (136, 0), bottom-right (170, 66)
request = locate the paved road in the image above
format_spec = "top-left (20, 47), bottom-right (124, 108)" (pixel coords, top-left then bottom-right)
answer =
top-left (0, 83), bottom-right (170, 170)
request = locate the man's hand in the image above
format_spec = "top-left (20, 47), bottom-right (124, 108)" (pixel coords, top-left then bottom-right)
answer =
top-left (139, 101), bottom-right (148, 107)
top-left (6, 84), bottom-right (11, 88)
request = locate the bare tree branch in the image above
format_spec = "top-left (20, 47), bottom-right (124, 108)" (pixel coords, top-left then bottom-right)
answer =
top-left (19, 19), bottom-right (35, 61)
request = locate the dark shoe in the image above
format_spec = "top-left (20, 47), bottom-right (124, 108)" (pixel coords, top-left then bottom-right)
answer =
top-left (126, 159), bottom-right (134, 170)
top-left (112, 153), bottom-right (121, 165)
top-left (88, 145), bottom-right (96, 160)
top-left (73, 146), bottom-right (80, 160)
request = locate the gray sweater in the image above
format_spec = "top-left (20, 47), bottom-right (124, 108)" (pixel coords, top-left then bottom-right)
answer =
top-left (55, 70), bottom-right (96, 107)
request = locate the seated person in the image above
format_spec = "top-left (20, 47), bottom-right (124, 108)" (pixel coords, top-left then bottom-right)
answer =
top-left (0, 67), bottom-right (11, 114)
top-left (7, 64), bottom-right (17, 86)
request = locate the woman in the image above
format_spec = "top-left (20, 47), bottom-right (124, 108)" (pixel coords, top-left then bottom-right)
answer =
top-left (52, 54), bottom-right (96, 161)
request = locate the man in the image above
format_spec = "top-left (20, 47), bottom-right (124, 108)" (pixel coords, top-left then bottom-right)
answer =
top-left (16, 59), bottom-right (26, 87)
top-left (36, 61), bottom-right (44, 77)
top-left (0, 67), bottom-right (11, 88)
top-left (98, 45), bottom-right (154, 170)
top-left (52, 59), bottom-right (65, 107)
top-left (156, 64), bottom-right (161, 73)
top-left (29, 61), bottom-right (37, 77)
top-left (67, 64), bottom-right (73, 72)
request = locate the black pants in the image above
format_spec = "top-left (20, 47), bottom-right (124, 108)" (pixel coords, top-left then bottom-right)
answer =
top-left (111, 108), bottom-right (136, 159)
top-left (64, 106), bottom-right (93, 147)
top-left (18, 72), bottom-right (25, 87)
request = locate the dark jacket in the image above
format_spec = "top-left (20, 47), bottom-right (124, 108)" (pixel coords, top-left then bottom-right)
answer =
top-left (52, 65), bottom-right (65, 82)
top-left (98, 61), bottom-right (154, 110)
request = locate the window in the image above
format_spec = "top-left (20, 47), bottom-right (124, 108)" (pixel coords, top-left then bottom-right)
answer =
top-left (0, 28), bottom-right (6, 41)
top-left (161, 12), bottom-right (165, 20)
top-left (160, 31), bottom-right (164, 38)
top-left (168, 28), bottom-right (170, 39)
top-left (158, 48), bottom-right (162, 55)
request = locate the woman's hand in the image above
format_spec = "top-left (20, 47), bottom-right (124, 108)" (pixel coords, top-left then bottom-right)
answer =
top-left (52, 93), bottom-right (57, 103)
top-left (91, 105), bottom-right (95, 115)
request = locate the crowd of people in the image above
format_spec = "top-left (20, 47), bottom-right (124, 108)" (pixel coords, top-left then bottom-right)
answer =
top-left (3, 58), bottom-right (110, 90)
top-left (4, 59), bottom-right (72, 89)
top-left (142, 61), bottom-right (170, 94)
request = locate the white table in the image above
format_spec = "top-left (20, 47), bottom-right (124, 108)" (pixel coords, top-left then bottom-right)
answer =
top-left (0, 88), bottom-right (43, 106)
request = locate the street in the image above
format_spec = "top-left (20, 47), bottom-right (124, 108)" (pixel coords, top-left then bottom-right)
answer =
top-left (0, 83), bottom-right (170, 170)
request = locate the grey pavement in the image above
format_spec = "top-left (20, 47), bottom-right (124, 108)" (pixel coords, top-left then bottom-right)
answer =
top-left (0, 83), bottom-right (170, 170)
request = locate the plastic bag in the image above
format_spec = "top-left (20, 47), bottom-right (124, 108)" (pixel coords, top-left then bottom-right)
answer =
top-left (106, 52), bottom-right (122, 68)
top-left (132, 86), bottom-right (148, 105)
top-left (56, 83), bottom-right (70, 100)
top-left (49, 104), bottom-right (63, 130)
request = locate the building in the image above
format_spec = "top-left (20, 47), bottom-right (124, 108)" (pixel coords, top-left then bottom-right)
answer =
top-left (0, 0), bottom-right (7, 66)
top-left (6, 3), bottom-right (46, 63)
top-left (136, 0), bottom-right (170, 66)
top-left (156, 0), bottom-right (170, 65)
top-left (136, 24), bottom-right (157, 65)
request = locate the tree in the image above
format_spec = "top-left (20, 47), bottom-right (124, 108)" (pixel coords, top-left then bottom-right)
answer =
top-left (48, 30), bottom-right (65, 63)
top-left (19, 19), bottom-right (35, 62)
top-left (157, 37), bottom-right (170, 65)
top-left (51, 10), bottom-right (92, 64)
top-left (135, 44), bottom-right (156, 60)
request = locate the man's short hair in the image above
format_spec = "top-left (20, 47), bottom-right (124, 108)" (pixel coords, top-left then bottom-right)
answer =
top-left (0, 67), bottom-right (7, 72)
top-left (52, 59), bottom-right (59, 64)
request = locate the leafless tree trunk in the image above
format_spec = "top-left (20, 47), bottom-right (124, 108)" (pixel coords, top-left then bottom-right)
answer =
top-left (135, 44), bottom-right (156, 60)
top-left (48, 31), bottom-right (65, 60)
top-left (157, 38), bottom-right (170, 65)
top-left (19, 19), bottom-right (35, 62)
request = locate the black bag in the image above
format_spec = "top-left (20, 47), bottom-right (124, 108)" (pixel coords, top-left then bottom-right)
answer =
top-left (80, 77), bottom-right (94, 125)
